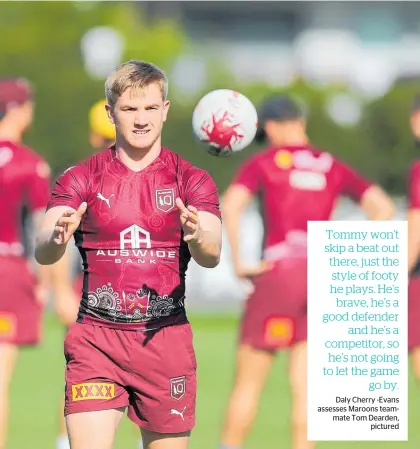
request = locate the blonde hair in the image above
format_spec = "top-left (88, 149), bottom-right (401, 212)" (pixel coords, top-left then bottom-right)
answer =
top-left (105, 60), bottom-right (168, 106)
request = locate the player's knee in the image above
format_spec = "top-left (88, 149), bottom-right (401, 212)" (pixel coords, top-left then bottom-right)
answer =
top-left (0, 346), bottom-right (18, 392)
top-left (412, 351), bottom-right (420, 379)
top-left (141, 428), bottom-right (190, 448)
top-left (291, 396), bottom-right (307, 428)
top-left (412, 358), bottom-right (420, 378)
top-left (227, 390), bottom-right (258, 421)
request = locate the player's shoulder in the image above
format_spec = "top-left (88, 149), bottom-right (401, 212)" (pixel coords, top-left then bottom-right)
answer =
top-left (3, 140), bottom-right (43, 162)
top-left (162, 146), bottom-right (213, 180)
top-left (247, 146), bottom-right (273, 164)
top-left (2, 140), bottom-right (51, 177)
top-left (409, 159), bottom-right (420, 172)
top-left (60, 148), bottom-right (111, 178)
top-left (408, 159), bottom-right (420, 183)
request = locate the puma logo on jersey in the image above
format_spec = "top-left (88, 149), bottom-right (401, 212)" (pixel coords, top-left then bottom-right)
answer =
top-left (97, 192), bottom-right (114, 208)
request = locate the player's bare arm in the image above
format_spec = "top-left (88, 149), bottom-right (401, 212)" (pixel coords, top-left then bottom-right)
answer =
top-left (50, 246), bottom-right (79, 325)
top-left (360, 185), bottom-right (395, 220)
top-left (222, 184), bottom-right (272, 278)
top-left (35, 202), bottom-right (87, 265)
top-left (32, 209), bottom-right (54, 305)
top-left (408, 208), bottom-right (420, 273)
top-left (176, 197), bottom-right (221, 268)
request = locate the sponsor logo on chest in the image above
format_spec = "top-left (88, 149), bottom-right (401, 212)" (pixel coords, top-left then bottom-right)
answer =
top-left (96, 224), bottom-right (177, 264)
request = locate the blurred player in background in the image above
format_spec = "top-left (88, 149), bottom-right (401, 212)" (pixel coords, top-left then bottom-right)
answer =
top-left (0, 78), bottom-right (51, 449)
top-left (219, 95), bottom-right (395, 449)
top-left (53, 99), bottom-right (116, 449)
top-left (36, 60), bottom-right (222, 449)
top-left (406, 94), bottom-right (420, 383)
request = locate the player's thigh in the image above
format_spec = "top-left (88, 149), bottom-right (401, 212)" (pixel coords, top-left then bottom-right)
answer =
top-left (66, 407), bottom-right (125, 449)
top-left (0, 343), bottom-right (19, 392)
top-left (127, 322), bottom-right (196, 434)
top-left (0, 260), bottom-right (42, 346)
top-left (234, 344), bottom-right (274, 393)
top-left (141, 429), bottom-right (190, 449)
top-left (408, 277), bottom-right (420, 352)
top-left (411, 346), bottom-right (420, 362)
top-left (289, 341), bottom-right (307, 399)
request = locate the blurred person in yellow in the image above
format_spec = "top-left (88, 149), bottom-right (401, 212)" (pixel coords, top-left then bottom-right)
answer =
top-left (218, 95), bottom-right (395, 449)
top-left (406, 94), bottom-right (420, 383)
top-left (0, 78), bottom-right (52, 449)
top-left (53, 98), bottom-right (117, 449)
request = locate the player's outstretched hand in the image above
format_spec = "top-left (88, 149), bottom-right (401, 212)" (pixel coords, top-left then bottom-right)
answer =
top-left (176, 198), bottom-right (203, 244)
top-left (54, 291), bottom-right (79, 326)
top-left (235, 260), bottom-right (274, 280)
top-left (53, 202), bottom-right (87, 245)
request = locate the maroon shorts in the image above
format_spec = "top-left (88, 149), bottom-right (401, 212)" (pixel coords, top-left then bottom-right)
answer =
top-left (64, 321), bottom-right (197, 433)
top-left (240, 258), bottom-right (307, 351)
top-left (409, 276), bottom-right (420, 350)
top-left (0, 257), bottom-right (42, 346)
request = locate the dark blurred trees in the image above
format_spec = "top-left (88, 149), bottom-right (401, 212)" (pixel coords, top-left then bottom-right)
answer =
top-left (0, 2), bottom-right (418, 195)
top-left (0, 2), bottom-right (185, 172)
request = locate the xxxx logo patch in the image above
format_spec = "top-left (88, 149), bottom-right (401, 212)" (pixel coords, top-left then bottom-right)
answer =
top-left (71, 383), bottom-right (115, 402)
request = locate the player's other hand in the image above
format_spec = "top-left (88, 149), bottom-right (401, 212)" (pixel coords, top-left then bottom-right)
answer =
top-left (53, 202), bottom-right (87, 245)
top-left (54, 290), bottom-right (79, 326)
top-left (235, 260), bottom-right (274, 280)
top-left (34, 283), bottom-right (50, 307)
top-left (176, 198), bottom-right (202, 244)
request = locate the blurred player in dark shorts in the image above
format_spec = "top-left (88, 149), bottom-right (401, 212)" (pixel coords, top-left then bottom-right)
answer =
top-left (35, 60), bottom-right (222, 449)
top-left (0, 78), bottom-right (51, 449)
top-left (51, 99), bottom-right (116, 449)
top-left (407, 94), bottom-right (420, 381)
top-left (218, 95), bottom-right (395, 449)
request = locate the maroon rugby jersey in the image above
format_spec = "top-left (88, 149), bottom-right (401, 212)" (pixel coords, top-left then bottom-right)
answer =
top-left (48, 147), bottom-right (221, 330)
top-left (409, 161), bottom-right (420, 210)
top-left (409, 161), bottom-right (420, 276)
top-left (0, 140), bottom-right (50, 258)
top-left (232, 145), bottom-right (371, 260)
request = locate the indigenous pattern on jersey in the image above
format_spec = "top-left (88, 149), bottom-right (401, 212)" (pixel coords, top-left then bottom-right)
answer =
top-left (48, 147), bottom-right (220, 330)
top-left (232, 145), bottom-right (371, 261)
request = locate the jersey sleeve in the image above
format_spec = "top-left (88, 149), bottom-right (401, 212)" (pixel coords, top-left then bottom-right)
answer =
top-left (47, 165), bottom-right (89, 211)
top-left (183, 167), bottom-right (221, 220)
top-left (335, 159), bottom-right (372, 202)
top-left (25, 158), bottom-right (51, 212)
top-left (231, 157), bottom-right (261, 194)
top-left (409, 162), bottom-right (420, 209)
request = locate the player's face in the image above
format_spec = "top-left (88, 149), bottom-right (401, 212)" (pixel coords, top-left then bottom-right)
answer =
top-left (265, 119), bottom-right (306, 147)
top-left (6, 101), bottom-right (34, 133)
top-left (110, 83), bottom-right (170, 151)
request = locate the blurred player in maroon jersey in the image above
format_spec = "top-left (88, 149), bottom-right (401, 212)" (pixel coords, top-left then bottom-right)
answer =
top-left (52, 99), bottom-right (116, 449)
top-left (218, 95), bottom-right (395, 449)
top-left (35, 60), bottom-right (222, 449)
top-left (407, 95), bottom-right (420, 383)
top-left (0, 79), bottom-right (51, 449)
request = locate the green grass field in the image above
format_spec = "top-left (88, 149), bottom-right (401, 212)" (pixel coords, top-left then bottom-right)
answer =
top-left (7, 313), bottom-right (420, 449)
